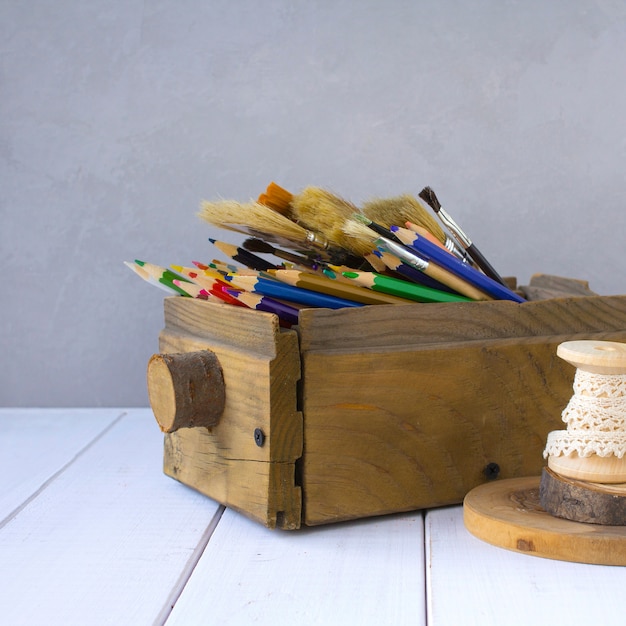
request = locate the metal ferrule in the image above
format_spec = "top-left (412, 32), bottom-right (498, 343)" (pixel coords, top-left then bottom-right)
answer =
top-left (376, 237), bottom-right (428, 271)
top-left (305, 230), bottom-right (329, 250)
top-left (438, 208), bottom-right (472, 248)
top-left (445, 237), bottom-right (474, 265)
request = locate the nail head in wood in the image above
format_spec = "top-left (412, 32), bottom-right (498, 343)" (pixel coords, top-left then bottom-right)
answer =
top-left (147, 350), bottom-right (225, 433)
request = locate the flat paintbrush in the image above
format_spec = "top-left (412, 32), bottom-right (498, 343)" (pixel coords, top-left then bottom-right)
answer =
top-left (418, 186), bottom-right (507, 285)
top-left (361, 195), bottom-right (473, 263)
top-left (288, 186), bottom-right (376, 261)
top-left (257, 181), bottom-right (294, 218)
top-left (198, 199), bottom-right (333, 255)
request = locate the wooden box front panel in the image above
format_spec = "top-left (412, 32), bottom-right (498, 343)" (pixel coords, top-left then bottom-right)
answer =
top-left (297, 295), bottom-right (626, 526)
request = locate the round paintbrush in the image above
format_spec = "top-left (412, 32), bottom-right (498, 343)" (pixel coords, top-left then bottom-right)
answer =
top-left (242, 237), bottom-right (319, 268)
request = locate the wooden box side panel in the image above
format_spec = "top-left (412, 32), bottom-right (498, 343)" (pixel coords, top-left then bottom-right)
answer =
top-left (155, 299), bottom-right (303, 528)
top-left (163, 296), bottom-right (285, 357)
top-left (164, 429), bottom-right (301, 529)
top-left (301, 330), bottom-right (626, 526)
top-left (158, 329), bottom-right (302, 464)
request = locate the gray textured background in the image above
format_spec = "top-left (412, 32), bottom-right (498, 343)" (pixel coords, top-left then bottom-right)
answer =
top-left (2, 0), bottom-right (625, 407)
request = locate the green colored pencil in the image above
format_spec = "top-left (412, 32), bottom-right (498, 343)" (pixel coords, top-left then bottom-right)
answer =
top-left (271, 269), bottom-right (413, 305)
top-left (341, 270), bottom-right (472, 303)
top-left (134, 260), bottom-right (192, 296)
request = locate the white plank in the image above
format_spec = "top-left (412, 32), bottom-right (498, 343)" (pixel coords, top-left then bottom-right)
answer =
top-left (0, 408), bottom-right (122, 522)
top-left (166, 508), bottom-right (426, 626)
top-left (0, 409), bottom-right (223, 626)
top-left (426, 505), bottom-right (626, 626)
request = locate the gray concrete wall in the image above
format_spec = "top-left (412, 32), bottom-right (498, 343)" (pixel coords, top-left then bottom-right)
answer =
top-left (2, 0), bottom-right (625, 406)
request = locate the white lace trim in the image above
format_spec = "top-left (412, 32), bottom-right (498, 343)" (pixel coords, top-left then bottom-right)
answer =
top-left (544, 430), bottom-right (626, 459)
top-left (544, 370), bottom-right (626, 459)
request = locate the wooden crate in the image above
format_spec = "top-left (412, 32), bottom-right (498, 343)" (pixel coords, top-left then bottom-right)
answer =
top-left (148, 292), bottom-right (626, 529)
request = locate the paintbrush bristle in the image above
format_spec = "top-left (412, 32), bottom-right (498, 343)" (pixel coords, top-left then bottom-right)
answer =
top-left (290, 186), bottom-right (371, 255)
top-left (198, 199), bottom-right (315, 248)
top-left (361, 195), bottom-right (446, 244)
top-left (341, 219), bottom-right (379, 255)
top-left (241, 237), bottom-right (276, 255)
top-left (418, 186), bottom-right (442, 212)
top-left (258, 182), bottom-right (294, 217)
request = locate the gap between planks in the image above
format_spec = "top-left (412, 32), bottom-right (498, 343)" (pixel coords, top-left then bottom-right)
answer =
top-left (0, 410), bottom-right (127, 530)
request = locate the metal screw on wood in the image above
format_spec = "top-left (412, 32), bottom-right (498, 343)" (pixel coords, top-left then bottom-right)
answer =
top-left (254, 428), bottom-right (266, 447)
top-left (484, 462), bottom-right (500, 480)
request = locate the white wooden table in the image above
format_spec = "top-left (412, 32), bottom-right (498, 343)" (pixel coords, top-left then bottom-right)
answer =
top-left (2, 408), bottom-right (626, 625)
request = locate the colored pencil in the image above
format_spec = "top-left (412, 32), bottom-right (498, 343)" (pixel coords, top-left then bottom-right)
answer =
top-left (124, 261), bottom-right (181, 296)
top-left (389, 226), bottom-right (525, 303)
top-left (170, 265), bottom-right (231, 291)
top-left (372, 250), bottom-right (458, 294)
top-left (207, 282), bottom-right (249, 308)
top-left (209, 238), bottom-right (278, 271)
top-left (271, 269), bottom-right (412, 305)
top-left (224, 289), bottom-right (301, 326)
top-left (341, 270), bottom-right (472, 303)
top-left (375, 237), bottom-right (493, 301)
top-left (133, 260), bottom-right (192, 296)
top-left (418, 186), bottom-right (507, 285)
top-left (342, 218), bottom-right (492, 301)
top-left (404, 222), bottom-right (456, 255)
top-left (193, 260), bottom-right (237, 273)
top-left (225, 274), bottom-right (364, 309)
top-left (172, 279), bottom-right (209, 299)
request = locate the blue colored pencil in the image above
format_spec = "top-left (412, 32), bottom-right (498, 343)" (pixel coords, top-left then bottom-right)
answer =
top-left (226, 274), bottom-right (363, 309)
top-left (389, 226), bottom-right (525, 303)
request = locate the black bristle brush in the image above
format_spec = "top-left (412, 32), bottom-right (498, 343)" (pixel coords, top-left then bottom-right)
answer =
top-left (242, 238), bottom-right (319, 268)
top-left (418, 187), bottom-right (507, 286)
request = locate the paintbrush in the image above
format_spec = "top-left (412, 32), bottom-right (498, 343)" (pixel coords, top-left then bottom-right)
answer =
top-left (361, 195), bottom-right (474, 264)
top-left (288, 186), bottom-right (375, 259)
top-left (198, 199), bottom-right (333, 255)
top-left (257, 181), bottom-right (294, 218)
top-left (241, 237), bottom-right (319, 269)
top-left (418, 186), bottom-right (507, 285)
top-left (259, 184), bottom-right (378, 266)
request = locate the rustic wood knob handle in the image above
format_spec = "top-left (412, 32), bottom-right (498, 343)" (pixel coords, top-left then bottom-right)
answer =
top-left (147, 350), bottom-right (225, 433)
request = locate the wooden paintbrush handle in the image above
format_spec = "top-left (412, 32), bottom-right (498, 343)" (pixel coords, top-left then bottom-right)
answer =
top-left (147, 350), bottom-right (225, 433)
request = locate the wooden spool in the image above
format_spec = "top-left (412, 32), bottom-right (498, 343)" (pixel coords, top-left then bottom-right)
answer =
top-left (546, 340), bottom-right (626, 483)
top-left (464, 340), bottom-right (626, 561)
top-left (147, 350), bottom-right (225, 433)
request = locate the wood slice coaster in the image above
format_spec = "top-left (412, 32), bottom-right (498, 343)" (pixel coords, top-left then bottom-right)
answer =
top-left (463, 476), bottom-right (626, 565)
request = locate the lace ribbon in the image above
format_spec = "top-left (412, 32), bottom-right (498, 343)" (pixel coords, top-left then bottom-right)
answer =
top-left (544, 370), bottom-right (626, 458)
